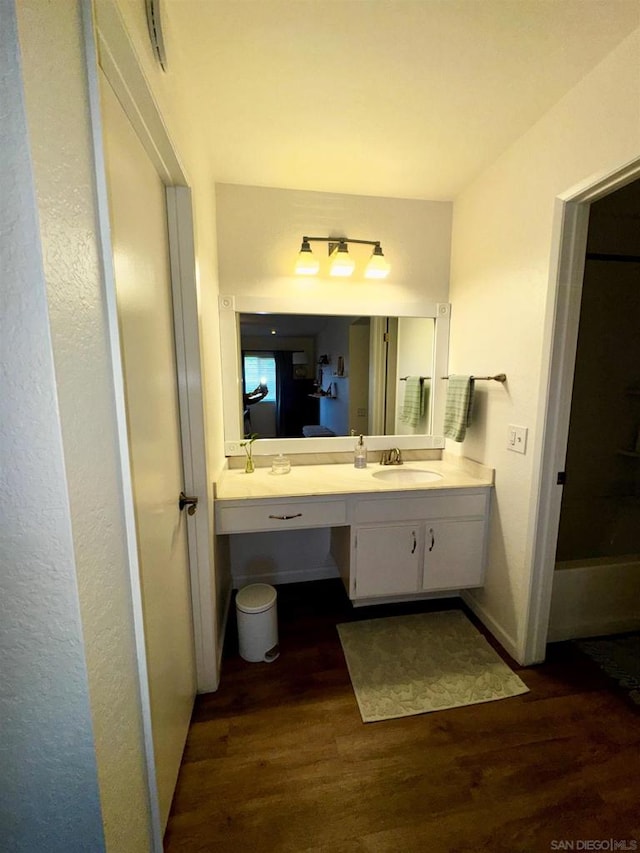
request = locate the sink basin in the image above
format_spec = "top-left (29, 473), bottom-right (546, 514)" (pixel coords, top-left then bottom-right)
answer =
top-left (371, 468), bottom-right (443, 484)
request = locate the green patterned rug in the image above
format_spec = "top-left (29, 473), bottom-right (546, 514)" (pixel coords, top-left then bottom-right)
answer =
top-left (337, 610), bottom-right (529, 723)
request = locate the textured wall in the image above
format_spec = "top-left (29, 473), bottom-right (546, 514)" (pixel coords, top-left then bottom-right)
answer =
top-left (15, 2), bottom-right (153, 849)
top-left (0, 2), bottom-right (105, 849)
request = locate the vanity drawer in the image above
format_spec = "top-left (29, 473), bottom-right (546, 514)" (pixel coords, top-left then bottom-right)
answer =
top-left (354, 491), bottom-right (487, 523)
top-left (216, 496), bottom-right (347, 533)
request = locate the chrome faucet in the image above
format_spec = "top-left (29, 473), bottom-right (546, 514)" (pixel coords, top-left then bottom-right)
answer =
top-left (380, 447), bottom-right (403, 465)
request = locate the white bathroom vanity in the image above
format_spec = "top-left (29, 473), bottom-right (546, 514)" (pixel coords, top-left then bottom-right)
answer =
top-left (215, 457), bottom-right (493, 605)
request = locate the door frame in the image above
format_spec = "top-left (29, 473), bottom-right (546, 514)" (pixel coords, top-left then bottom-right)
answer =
top-left (82, 1), bottom-right (216, 847)
top-left (524, 156), bottom-right (640, 665)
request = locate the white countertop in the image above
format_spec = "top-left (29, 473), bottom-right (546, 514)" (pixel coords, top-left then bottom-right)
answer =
top-left (215, 458), bottom-right (494, 501)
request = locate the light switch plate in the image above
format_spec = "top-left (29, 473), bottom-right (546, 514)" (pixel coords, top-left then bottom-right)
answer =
top-left (507, 424), bottom-right (528, 454)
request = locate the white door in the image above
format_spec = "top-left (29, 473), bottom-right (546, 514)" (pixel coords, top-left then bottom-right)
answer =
top-left (100, 74), bottom-right (196, 829)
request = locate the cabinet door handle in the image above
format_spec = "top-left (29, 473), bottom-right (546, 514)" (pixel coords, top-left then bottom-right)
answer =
top-left (429, 528), bottom-right (435, 552)
top-left (268, 513), bottom-right (303, 520)
top-left (411, 530), bottom-right (417, 554)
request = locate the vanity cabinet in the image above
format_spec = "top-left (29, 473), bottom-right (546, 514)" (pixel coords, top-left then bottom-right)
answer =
top-left (214, 465), bottom-right (492, 604)
top-left (350, 489), bottom-right (489, 601)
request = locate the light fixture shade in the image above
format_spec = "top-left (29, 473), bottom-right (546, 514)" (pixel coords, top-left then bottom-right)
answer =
top-left (329, 243), bottom-right (355, 277)
top-left (295, 240), bottom-right (320, 275)
top-left (364, 245), bottom-right (390, 279)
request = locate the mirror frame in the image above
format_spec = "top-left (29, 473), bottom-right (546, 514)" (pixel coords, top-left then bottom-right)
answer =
top-left (219, 295), bottom-right (450, 456)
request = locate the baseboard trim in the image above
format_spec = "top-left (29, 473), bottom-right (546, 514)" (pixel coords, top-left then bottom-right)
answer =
top-left (461, 591), bottom-right (522, 664)
top-left (206, 584), bottom-right (232, 694)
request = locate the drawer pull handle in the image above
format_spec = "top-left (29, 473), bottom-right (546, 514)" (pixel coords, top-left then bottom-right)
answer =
top-left (429, 528), bottom-right (435, 552)
top-left (411, 530), bottom-right (417, 554)
top-left (268, 513), bottom-right (303, 520)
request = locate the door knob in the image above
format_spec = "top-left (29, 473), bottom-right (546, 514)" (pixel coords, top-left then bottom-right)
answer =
top-left (179, 491), bottom-right (198, 515)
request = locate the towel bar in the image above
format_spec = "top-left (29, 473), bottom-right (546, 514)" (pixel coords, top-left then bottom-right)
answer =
top-left (441, 374), bottom-right (507, 382)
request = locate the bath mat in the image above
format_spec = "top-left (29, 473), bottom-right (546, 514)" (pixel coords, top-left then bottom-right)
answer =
top-left (576, 633), bottom-right (640, 707)
top-left (337, 610), bottom-right (529, 723)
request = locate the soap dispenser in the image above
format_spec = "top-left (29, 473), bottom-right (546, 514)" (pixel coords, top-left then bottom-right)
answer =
top-left (354, 434), bottom-right (367, 469)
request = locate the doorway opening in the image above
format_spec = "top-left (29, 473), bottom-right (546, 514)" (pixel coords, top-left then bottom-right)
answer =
top-left (526, 158), bottom-right (640, 665)
top-left (549, 178), bottom-right (640, 642)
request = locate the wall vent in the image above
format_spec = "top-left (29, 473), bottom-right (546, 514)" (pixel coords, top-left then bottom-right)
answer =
top-left (145, 0), bottom-right (168, 72)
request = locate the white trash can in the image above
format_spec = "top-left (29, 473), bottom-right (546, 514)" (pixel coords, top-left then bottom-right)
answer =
top-left (236, 583), bottom-right (279, 663)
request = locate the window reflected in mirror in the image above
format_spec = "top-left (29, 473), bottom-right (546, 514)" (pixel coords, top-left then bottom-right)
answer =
top-left (240, 313), bottom-right (435, 439)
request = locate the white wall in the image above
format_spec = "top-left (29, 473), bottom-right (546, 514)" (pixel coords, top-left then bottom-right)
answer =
top-left (449, 26), bottom-right (640, 662)
top-left (0, 2), bottom-right (105, 849)
top-left (215, 183), bottom-right (452, 308)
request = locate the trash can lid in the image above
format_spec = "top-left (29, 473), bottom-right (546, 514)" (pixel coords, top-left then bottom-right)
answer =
top-left (236, 583), bottom-right (277, 614)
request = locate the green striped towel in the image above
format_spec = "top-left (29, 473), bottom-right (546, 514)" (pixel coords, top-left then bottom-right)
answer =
top-left (444, 375), bottom-right (475, 441)
top-left (400, 377), bottom-right (429, 428)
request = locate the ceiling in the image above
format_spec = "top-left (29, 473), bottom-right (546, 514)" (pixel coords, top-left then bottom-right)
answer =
top-left (165, 0), bottom-right (639, 200)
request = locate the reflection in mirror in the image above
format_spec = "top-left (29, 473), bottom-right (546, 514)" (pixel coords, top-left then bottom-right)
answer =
top-left (240, 313), bottom-right (435, 439)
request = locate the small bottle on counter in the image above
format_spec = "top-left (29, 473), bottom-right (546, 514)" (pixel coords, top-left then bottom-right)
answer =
top-left (271, 454), bottom-right (291, 475)
top-left (354, 434), bottom-right (367, 469)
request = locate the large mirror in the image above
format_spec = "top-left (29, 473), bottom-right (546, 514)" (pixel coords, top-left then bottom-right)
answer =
top-left (219, 296), bottom-right (450, 455)
top-left (240, 313), bottom-right (435, 438)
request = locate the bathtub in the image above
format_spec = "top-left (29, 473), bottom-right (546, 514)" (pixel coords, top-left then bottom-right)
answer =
top-left (547, 554), bottom-right (640, 642)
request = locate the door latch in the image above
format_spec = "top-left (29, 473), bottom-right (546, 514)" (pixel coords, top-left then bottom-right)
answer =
top-left (178, 491), bottom-right (198, 515)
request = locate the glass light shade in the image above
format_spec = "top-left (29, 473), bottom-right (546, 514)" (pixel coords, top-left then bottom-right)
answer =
top-left (329, 244), bottom-right (355, 277)
top-left (364, 246), bottom-right (390, 279)
top-left (295, 242), bottom-right (320, 275)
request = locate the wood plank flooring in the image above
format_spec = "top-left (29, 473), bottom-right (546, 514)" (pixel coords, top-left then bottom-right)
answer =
top-left (164, 580), bottom-right (639, 853)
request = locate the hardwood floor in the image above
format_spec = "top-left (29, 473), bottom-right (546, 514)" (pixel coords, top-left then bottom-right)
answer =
top-left (165, 580), bottom-right (639, 852)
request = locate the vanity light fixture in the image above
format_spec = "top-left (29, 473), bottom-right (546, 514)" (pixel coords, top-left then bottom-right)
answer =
top-left (294, 236), bottom-right (390, 279)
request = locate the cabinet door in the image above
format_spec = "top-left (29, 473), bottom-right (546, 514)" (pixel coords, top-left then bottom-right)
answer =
top-left (423, 519), bottom-right (485, 591)
top-left (354, 524), bottom-right (421, 599)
